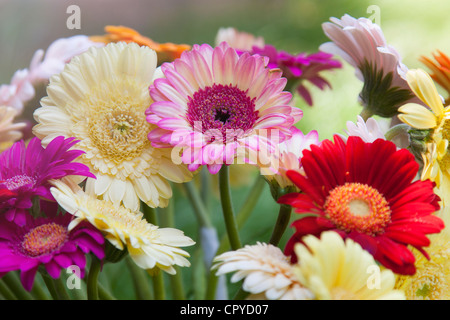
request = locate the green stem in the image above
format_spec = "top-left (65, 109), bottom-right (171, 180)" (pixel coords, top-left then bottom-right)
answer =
top-left (52, 277), bottom-right (71, 300)
top-left (87, 257), bottom-right (101, 300)
top-left (126, 256), bottom-right (153, 300)
top-left (359, 107), bottom-right (374, 121)
top-left (200, 166), bottom-right (212, 212)
top-left (218, 165), bottom-right (242, 251)
top-left (158, 201), bottom-right (185, 300)
top-left (205, 175), bottom-right (265, 300)
top-left (40, 271), bottom-right (59, 300)
top-left (182, 181), bottom-right (213, 228)
top-left (152, 271), bottom-right (166, 300)
top-left (141, 203), bottom-right (167, 300)
top-left (2, 272), bottom-right (33, 300)
top-left (142, 203), bottom-right (157, 224)
top-left (236, 175), bottom-right (266, 227)
top-left (0, 279), bottom-right (17, 300)
top-left (269, 205), bottom-right (292, 246)
top-left (98, 282), bottom-right (116, 300)
top-left (30, 279), bottom-right (51, 300)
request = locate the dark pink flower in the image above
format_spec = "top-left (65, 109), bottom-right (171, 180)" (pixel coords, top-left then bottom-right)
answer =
top-left (0, 209), bottom-right (104, 291)
top-left (0, 136), bottom-right (94, 226)
top-left (251, 45), bottom-right (342, 106)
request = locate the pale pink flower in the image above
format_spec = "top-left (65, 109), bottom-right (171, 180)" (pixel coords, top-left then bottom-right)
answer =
top-left (0, 35), bottom-right (103, 115)
top-left (262, 127), bottom-right (319, 189)
top-left (215, 27), bottom-right (265, 53)
top-left (0, 69), bottom-right (35, 113)
top-left (344, 115), bottom-right (386, 143)
top-left (146, 42), bottom-right (303, 174)
top-left (320, 14), bottom-right (417, 117)
top-left (28, 35), bottom-right (104, 84)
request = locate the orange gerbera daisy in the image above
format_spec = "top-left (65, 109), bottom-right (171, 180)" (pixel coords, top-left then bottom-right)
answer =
top-left (420, 50), bottom-right (450, 103)
top-left (90, 25), bottom-right (190, 64)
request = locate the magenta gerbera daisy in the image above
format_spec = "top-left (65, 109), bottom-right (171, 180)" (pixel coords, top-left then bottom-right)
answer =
top-left (278, 135), bottom-right (444, 275)
top-left (146, 42), bottom-right (303, 174)
top-left (0, 136), bottom-right (94, 226)
top-left (250, 45), bottom-right (342, 106)
top-left (0, 207), bottom-right (104, 291)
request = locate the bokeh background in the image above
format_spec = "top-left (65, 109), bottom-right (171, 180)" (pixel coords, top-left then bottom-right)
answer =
top-left (1, 0), bottom-right (449, 299)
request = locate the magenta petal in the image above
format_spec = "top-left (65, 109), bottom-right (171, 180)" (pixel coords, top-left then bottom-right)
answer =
top-left (45, 260), bottom-right (62, 279)
top-left (20, 267), bottom-right (39, 292)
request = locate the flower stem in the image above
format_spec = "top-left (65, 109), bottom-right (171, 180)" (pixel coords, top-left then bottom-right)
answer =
top-left (152, 271), bottom-right (166, 300)
top-left (30, 279), bottom-right (51, 300)
top-left (182, 181), bottom-right (213, 228)
top-left (158, 201), bottom-right (186, 300)
top-left (2, 272), bottom-right (33, 300)
top-left (98, 282), bottom-right (116, 300)
top-left (218, 165), bottom-right (242, 251)
top-left (52, 277), bottom-right (71, 300)
top-left (205, 174), bottom-right (265, 300)
top-left (360, 107), bottom-right (374, 121)
top-left (126, 256), bottom-right (153, 300)
top-left (40, 271), bottom-right (59, 300)
top-left (269, 204), bottom-right (292, 246)
top-left (0, 279), bottom-right (17, 300)
top-left (87, 257), bottom-right (101, 300)
top-left (142, 206), bottom-right (166, 300)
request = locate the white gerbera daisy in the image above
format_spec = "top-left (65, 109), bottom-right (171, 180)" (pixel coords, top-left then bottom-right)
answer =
top-left (33, 42), bottom-right (193, 211)
top-left (50, 179), bottom-right (195, 275)
top-left (212, 242), bottom-right (313, 300)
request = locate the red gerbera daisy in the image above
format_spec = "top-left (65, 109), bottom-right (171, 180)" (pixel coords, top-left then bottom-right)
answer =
top-left (279, 135), bottom-right (444, 275)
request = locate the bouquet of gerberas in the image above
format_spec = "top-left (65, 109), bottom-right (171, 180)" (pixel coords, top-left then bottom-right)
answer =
top-left (0, 14), bottom-right (449, 301)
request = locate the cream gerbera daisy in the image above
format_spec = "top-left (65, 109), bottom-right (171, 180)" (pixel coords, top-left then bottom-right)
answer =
top-left (33, 42), bottom-right (193, 211)
top-left (0, 105), bottom-right (26, 150)
top-left (293, 231), bottom-right (405, 300)
top-left (50, 179), bottom-right (195, 275)
top-left (212, 242), bottom-right (313, 300)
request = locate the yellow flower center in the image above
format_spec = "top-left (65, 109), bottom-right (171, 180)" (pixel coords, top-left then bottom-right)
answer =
top-left (396, 235), bottom-right (450, 300)
top-left (88, 198), bottom-right (158, 244)
top-left (88, 104), bottom-right (151, 163)
top-left (21, 223), bottom-right (68, 257)
top-left (440, 119), bottom-right (450, 141)
top-left (324, 182), bottom-right (391, 235)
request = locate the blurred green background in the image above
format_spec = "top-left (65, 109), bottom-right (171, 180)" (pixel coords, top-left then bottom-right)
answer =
top-left (1, 0), bottom-right (450, 299)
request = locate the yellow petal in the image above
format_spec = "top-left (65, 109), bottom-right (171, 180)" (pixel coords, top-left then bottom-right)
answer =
top-left (406, 69), bottom-right (444, 118)
top-left (398, 103), bottom-right (437, 129)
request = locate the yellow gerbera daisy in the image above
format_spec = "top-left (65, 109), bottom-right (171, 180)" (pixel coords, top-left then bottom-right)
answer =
top-left (50, 179), bottom-right (195, 275)
top-left (292, 231), bottom-right (405, 300)
top-left (395, 208), bottom-right (450, 300)
top-left (33, 42), bottom-right (193, 212)
top-left (398, 69), bottom-right (450, 200)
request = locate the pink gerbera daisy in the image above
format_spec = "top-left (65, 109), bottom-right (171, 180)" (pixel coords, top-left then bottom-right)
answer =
top-left (279, 135), bottom-right (444, 275)
top-left (0, 207), bottom-right (104, 291)
top-left (0, 136), bottom-right (94, 226)
top-left (146, 42), bottom-right (302, 174)
top-left (251, 45), bottom-right (342, 106)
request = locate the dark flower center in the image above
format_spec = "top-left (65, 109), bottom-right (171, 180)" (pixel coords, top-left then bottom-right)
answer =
top-left (186, 84), bottom-right (258, 143)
